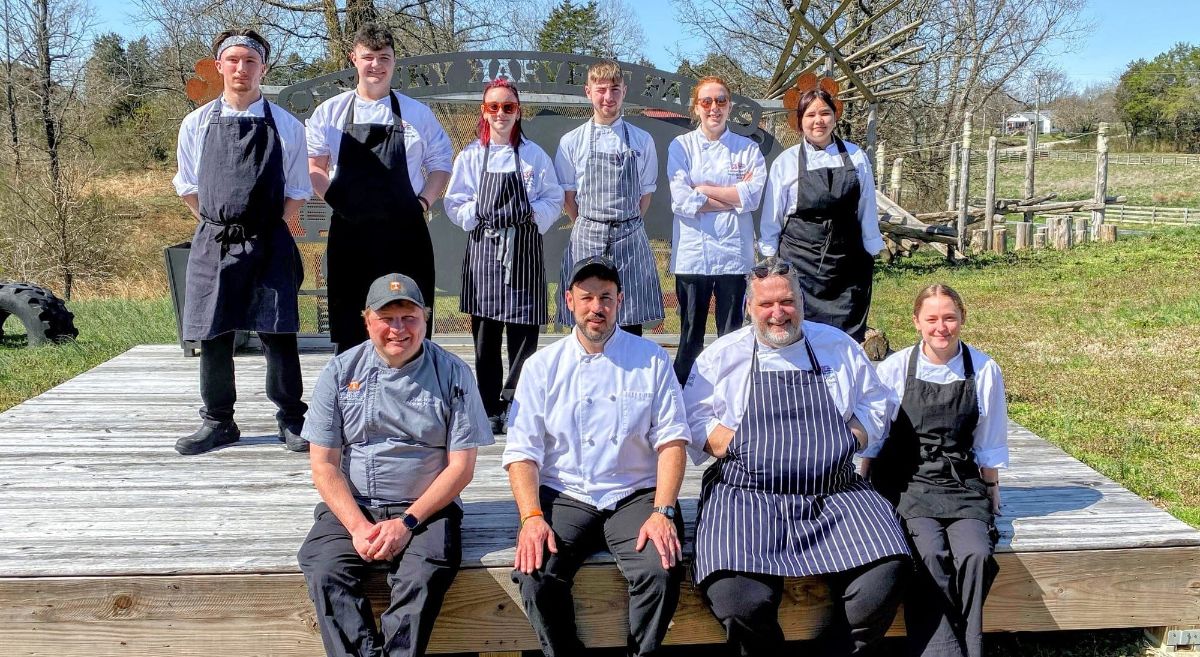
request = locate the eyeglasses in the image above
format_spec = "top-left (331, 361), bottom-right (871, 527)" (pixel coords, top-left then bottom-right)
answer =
top-left (482, 101), bottom-right (520, 115)
top-left (697, 95), bottom-right (729, 109)
top-left (751, 261), bottom-right (792, 278)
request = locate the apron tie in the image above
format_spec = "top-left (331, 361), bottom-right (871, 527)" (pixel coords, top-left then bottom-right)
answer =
top-left (212, 222), bottom-right (249, 257)
top-left (485, 226), bottom-right (518, 285)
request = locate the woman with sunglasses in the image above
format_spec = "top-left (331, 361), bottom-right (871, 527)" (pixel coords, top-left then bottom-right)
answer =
top-left (667, 76), bottom-right (766, 384)
top-left (868, 284), bottom-right (1008, 657)
top-left (445, 78), bottom-right (564, 434)
top-left (759, 88), bottom-right (883, 343)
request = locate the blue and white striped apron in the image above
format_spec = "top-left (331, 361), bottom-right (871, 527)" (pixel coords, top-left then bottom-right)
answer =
top-left (459, 144), bottom-right (547, 325)
top-left (557, 121), bottom-right (664, 327)
top-left (693, 339), bottom-right (909, 586)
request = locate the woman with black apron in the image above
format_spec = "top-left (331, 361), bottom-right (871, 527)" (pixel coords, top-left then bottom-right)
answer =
top-left (869, 284), bottom-right (1009, 657)
top-left (759, 88), bottom-right (885, 343)
top-left (306, 25), bottom-right (453, 353)
top-left (445, 79), bottom-right (564, 433)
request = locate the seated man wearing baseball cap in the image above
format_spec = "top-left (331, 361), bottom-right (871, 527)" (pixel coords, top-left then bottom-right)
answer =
top-left (298, 273), bottom-right (494, 657)
top-left (503, 255), bottom-right (691, 657)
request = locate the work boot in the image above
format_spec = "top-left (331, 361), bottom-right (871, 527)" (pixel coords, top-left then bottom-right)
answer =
top-left (489, 413), bottom-right (506, 435)
top-left (176, 421), bottom-right (240, 455)
top-left (279, 421), bottom-right (309, 452)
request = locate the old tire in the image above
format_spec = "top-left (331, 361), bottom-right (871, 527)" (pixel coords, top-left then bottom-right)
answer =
top-left (0, 283), bottom-right (79, 346)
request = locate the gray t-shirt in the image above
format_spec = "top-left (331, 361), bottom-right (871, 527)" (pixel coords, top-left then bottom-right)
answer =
top-left (303, 340), bottom-right (494, 505)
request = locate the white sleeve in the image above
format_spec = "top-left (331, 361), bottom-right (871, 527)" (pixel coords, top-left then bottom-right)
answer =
top-left (416, 104), bottom-right (453, 175)
top-left (555, 133), bottom-right (579, 192)
top-left (639, 132), bottom-right (658, 195)
top-left (647, 349), bottom-right (690, 450)
top-left (668, 138), bottom-right (706, 219)
top-left (525, 144), bottom-right (565, 234)
top-left (864, 350), bottom-right (908, 458)
top-left (758, 154), bottom-right (789, 256)
top-left (443, 145), bottom-right (480, 232)
top-left (305, 100), bottom-right (332, 158)
top-left (853, 149), bottom-right (884, 256)
top-left (972, 358), bottom-right (1010, 468)
top-left (280, 111), bottom-right (312, 200)
top-left (734, 144), bottom-right (768, 214)
top-left (681, 345), bottom-right (719, 465)
top-left (172, 109), bottom-right (202, 197)
top-left (846, 341), bottom-right (890, 455)
top-left (502, 355), bottom-right (548, 468)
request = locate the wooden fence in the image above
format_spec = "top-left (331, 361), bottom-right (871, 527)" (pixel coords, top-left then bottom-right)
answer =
top-left (1107, 205), bottom-right (1200, 226)
top-left (992, 150), bottom-right (1200, 166)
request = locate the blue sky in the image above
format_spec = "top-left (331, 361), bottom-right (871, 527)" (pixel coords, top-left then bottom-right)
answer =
top-left (90, 0), bottom-right (1200, 86)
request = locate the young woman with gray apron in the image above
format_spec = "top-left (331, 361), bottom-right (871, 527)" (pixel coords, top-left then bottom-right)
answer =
top-left (459, 143), bottom-right (545, 427)
top-left (557, 122), bottom-right (663, 334)
top-left (871, 344), bottom-right (1000, 657)
top-left (694, 338), bottom-right (910, 656)
top-left (180, 98), bottom-right (307, 454)
top-left (323, 92), bottom-right (433, 353)
top-left (778, 137), bottom-right (874, 342)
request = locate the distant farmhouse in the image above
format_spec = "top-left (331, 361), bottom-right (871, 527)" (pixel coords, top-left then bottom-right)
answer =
top-left (1005, 111), bottom-right (1057, 135)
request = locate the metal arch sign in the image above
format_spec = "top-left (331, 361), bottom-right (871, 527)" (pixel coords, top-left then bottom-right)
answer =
top-left (276, 51), bottom-right (783, 304)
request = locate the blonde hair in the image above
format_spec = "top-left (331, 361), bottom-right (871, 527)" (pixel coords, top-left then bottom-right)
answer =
top-left (912, 284), bottom-right (966, 321)
top-left (587, 60), bottom-right (624, 86)
top-left (688, 75), bottom-right (730, 121)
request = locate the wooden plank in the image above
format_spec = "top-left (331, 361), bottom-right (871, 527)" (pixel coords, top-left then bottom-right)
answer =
top-left (1, 546), bottom-right (1197, 655)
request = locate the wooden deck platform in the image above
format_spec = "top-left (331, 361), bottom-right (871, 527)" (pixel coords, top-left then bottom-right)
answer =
top-left (1, 343), bottom-right (1198, 655)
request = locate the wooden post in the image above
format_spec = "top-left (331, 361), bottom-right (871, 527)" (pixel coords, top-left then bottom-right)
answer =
top-left (1051, 216), bottom-right (1074, 249)
top-left (1099, 224), bottom-right (1118, 242)
top-left (1075, 222), bottom-right (1089, 245)
top-left (890, 157), bottom-right (904, 204)
top-left (1014, 222), bottom-right (1033, 249)
top-left (1034, 226), bottom-right (1047, 248)
top-left (1024, 126), bottom-right (1036, 222)
top-left (970, 229), bottom-right (987, 254)
top-left (947, 142), bottom-right (959, 211)
top-left (866, 104), bottom-right (879, 172)
top-left (992, 226), bottom-right (1008, 254)
top-left (875, 139), bottom-right (886, 182)
top-left (982, 136), bottom-right (998, 250)
top-left (956, 113), bottom-right (972, 252)
top-left (1092, 122), bottom-right (1109, 235)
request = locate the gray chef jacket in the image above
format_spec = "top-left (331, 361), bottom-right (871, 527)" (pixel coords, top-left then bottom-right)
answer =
top-left (303, 339), bottom-right (494, 506)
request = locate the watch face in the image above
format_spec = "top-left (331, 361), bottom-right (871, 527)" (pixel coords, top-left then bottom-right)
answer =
top-left (402, 513), bottom-right (419, 529)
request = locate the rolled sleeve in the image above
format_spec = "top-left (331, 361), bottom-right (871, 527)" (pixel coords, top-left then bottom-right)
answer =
top-left (757, 156), bottom-right (789, 256)
top-left (418, 108), bottom-right (453, 174)
top-left (444, 147), bottom-right (480, 231)
top-left (554, 138), bottom-right (579, 191)
top-left (668, 140), bottom-right (706, 218)
top-left (527, 145), bottom-right (565, 234)
top-left (172, 117), bottom-right (200, 197)
top-left (847, 345), bottom-right (890, 455)
top-left (446, 360), bottom-right (495, 451)
top-left (502, 357), bottom-right (547, 468)
top-left (638, 137), bottom-right (658, 195)
top-left (301, 362), bottom-right (344, 449)
top-left (736, 148), bottom-right (768, 214)
top-left (682, 355), bottom-right (719, 465)
top-left (647, 355), bottom-right (690, 450)
top-left (973, 361), bottom-right (1010, 468)
top-left (305, 109), bottom-right (331, 158)
top-left (853, 151), bottom-right (884, 256)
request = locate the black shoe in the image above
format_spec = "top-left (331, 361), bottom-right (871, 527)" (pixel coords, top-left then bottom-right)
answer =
top-left (489, 414), bottom-right (505, 435)
top-left (279, 422), bottom-right (309, 452)
top-left (176, 421), bottom-right (240, 455)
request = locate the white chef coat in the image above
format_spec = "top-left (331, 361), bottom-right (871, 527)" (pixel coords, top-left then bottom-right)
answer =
top-left (502, 327), bottom-right (691, 510)
top-left (758, 139), bottom-right (883, 257)
top-left (444, 138), bottom-right (565, 234)
top-left (173, 96), bottom-right (311, 200)
top-left (305, 90), bottom-right (453, 193)
top-left (682, 322), bottom-right (891, 465)
top-left (875, 343), bottom-right (1009, 467)
top-left (554, 118), bottom-right (657, 196)
top-left (667, 127), bottom-right (767, 275)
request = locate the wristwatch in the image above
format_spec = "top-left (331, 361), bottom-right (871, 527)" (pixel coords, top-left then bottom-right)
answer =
top-left (399, 511), bottom-right (420, 530)
top-left (653, 505), bottom-right (676, 520)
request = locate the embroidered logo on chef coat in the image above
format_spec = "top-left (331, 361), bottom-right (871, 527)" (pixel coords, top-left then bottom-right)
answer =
top-left (523, 170), bottom-right (534, 185)
top-left (820, 365), bottom-right (836, 386)
top-left (728, 161), bottom-right (747, 177)
top-left (347, 380), bottom-right (361, 392)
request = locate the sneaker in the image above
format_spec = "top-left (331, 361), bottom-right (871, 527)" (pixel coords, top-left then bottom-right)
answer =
top-left (176, 421), bottom-right (240, 455)
top-left (279, 422), bottom-right (309, 452)
top-left (488, 414), bottom-right (505, 435)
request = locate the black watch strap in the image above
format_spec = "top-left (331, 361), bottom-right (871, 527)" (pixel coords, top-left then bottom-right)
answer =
top-left (400, 511), bottom-right (420, 530)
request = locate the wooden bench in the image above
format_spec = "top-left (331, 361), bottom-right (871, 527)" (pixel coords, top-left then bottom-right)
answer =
top-left (1, 346), bottom-right (1198, 655)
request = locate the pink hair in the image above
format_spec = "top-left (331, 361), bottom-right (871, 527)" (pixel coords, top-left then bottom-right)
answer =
top-left (476, 77), bottom-right (523, 148)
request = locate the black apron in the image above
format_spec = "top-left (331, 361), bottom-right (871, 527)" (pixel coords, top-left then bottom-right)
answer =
top-left (182, 98), bottom-right (302, 341)
top-left (459, 143), bottom-right (546, 325)
top-left (693, 339), bottom-right (910, 586)
top-left (779, 137), bottom-right (874, 342)
top-left (324, 92), bottom-right (433, 345)
top-left (872, 343), bottom-right (993, 525)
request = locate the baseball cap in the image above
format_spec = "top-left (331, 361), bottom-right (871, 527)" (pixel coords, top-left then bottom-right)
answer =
top-left (364, 273), bottom-right (426, 311)
top-left (568, 255), bottom-right (621, 290)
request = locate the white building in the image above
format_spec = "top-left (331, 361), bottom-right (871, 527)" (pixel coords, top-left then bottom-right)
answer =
top-left (1005, 111), bottom-right (1056, 135)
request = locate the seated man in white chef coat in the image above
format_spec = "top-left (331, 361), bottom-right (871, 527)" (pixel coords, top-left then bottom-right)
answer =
top-left (503, 255), bottom-right (690, 657)
top-left (682, 256), bottom-right (910, 657)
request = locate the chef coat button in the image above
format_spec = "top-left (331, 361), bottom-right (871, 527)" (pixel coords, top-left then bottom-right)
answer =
top-left (609, 394), bottom-right (616, 401)
top-left (585, 397), bottom-right (593, 405)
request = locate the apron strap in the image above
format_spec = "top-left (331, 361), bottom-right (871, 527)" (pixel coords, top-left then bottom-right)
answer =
top-left (833, 136), bottom-right (854, 171)
top-left (906, 342), bottom-right (922, 385)
top-left (802, 336), bottom-right (823, 375)
top-left (960, 342), bottom-right (975, 379)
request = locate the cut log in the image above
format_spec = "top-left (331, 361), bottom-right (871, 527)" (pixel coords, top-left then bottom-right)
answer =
top-left (1099, 224), bottom-right (1118, 242)
top-left (1014, 222), bottom-right (1033, 250)
top-left (992, 227), bottom-right (1008, 254)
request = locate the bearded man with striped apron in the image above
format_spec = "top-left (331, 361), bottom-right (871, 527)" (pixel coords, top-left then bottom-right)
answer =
top-left (554, 60), bottom-right (663, 335)
top-left (682, 257), bottom-right (911, 656)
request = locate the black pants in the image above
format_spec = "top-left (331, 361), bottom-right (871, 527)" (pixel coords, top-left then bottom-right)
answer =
top-left (512, 487), bottom-right (684, 657)
top-left (672, 274), bottom-right (746, 384)
top-left (470, 315), bottom-right (539, 417)
top-left (702, 556), bottom-right (909, 657)
top-left (199, 331), bottom-right (307, 428)
top-left (298, 502), bottom-right (462, 657)
top-left (903, 517), bottom-right (998, 657)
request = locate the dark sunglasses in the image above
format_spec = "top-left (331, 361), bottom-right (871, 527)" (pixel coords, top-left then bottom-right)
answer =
top-left (697, 95), bottom-right (730, 109)
top-left (751, 262), bottom-right (792, 278)
top-left (482, 101), bottom-right (520, 115)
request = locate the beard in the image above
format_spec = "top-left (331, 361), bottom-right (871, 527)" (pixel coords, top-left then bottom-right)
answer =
top-left (755, 318), bottom-right (801, 348)
top-left (577, 313), bottom-right (615, 344)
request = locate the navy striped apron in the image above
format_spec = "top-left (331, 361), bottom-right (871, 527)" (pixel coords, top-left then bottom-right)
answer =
top-left (557, 121), bottom-right (664, 327)
top-left (693, 339), bottom-right (909, 586)
top-left (459, 143), bottom-right (547, 325)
